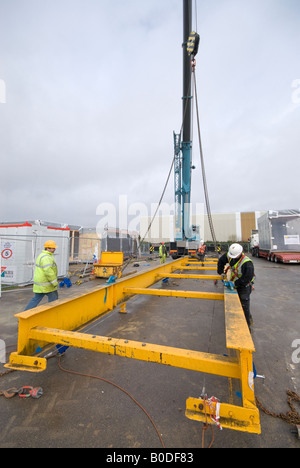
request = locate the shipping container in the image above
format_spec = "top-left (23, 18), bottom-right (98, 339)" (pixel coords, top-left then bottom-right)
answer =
top-left (252, 210), bottom-right (300, 263)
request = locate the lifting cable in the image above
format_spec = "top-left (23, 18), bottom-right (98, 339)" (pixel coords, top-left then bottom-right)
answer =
top-left (191, 58), bottom-right (217, 251)
top-left (121, 148), bottom-right (175, 274)
top-left (138, 77), bottom-right (193, 248)
top-left (121, 80), bottom-right (193, 274)
top-left (123, 30), bottom-right (218, 268)
top-left (138, 45), bottom-right (218, 256)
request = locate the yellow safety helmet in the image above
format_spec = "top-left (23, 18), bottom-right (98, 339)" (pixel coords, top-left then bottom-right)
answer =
top-left (44, 240), bottom-right (58, 249)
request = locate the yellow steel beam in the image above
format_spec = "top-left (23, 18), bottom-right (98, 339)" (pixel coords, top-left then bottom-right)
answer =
top-left (179, 266), bottom-right (217, 270)
top-left (224, 291), bottom-right (256, 408)
top-left (157, 273), bottom-right (221, 280)
top-left (184, 289), bottom-right (259, 431)
top-left (27, 327), bottom-right (241, 379)
top-left (123, 287), bottom-right (224, 301)
top-left (6, 258), bottom-right (185, 358)
top-left (5, 256), bottom-right (261, 435)
top-left (183, 261), bottom-right (218, 266)
top-left (224, 292), bottom-right (255, 352)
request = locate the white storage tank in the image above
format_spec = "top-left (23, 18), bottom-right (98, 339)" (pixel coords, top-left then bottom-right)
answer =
top-left (0, 221), bottom-right (70, 285)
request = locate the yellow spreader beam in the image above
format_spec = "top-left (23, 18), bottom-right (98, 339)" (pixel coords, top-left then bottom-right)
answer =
top-left (123, 287), bottom-right (224, 301)
top-left (5, 256), bottom-right (261, 434)
top-left (22, 326), bottom-right (240, 379)
top-left (157, 273), bottom-right (221, 280)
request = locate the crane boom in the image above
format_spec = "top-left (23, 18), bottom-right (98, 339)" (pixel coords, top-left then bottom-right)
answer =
top-left (171, 0), bottom-right (200, 258)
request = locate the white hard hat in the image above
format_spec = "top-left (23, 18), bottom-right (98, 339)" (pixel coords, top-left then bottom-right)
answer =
top-left (228, 243), bottom-right (243, 259)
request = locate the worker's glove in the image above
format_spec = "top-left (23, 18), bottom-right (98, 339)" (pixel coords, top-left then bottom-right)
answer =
top-left (223, 280), bottom-right (235, 291)
top-left (221, 273), bottom-right (227, 281)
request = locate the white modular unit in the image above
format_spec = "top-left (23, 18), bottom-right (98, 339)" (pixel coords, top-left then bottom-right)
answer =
top-left (257, 210), bottom-right (300, 252)
top-left (0, 223), bottom-right (34, 284)
top-left (0, 221), bottom-right (70, 285)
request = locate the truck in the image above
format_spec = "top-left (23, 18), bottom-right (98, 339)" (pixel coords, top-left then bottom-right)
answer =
top-left (251, 210), bottom-right (300, 263)
top-left (249, 229), bottom-right (259, 250)
top-left (170, 239), bottom-right (199, 260)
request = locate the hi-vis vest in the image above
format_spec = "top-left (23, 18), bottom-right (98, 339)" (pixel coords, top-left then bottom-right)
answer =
top-left (226, 253), bottom-right (253, 285)
top-left (33, 250), bottom-right (58, 293)
top-left (159, 245), bottom-right (167, 257)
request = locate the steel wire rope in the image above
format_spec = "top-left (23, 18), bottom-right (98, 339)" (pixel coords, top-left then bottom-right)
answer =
top-left (122, 80), bottom-right (193, 273)
top-left (191, 63), bottom-right (217, 250)
top-left (139, 80), bottom-right (192, 247)
top-left (190, 56), bottom-right (218, 449)
top-left (120, 159), bottom-right (174, 273)
top-left (194, 0), bottom-right (198, 34)
top-left (190, 11), bottom-right (217, 250)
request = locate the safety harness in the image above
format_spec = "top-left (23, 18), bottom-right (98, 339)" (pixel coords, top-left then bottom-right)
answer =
top-left (225, 253), bottom-right (254, 285)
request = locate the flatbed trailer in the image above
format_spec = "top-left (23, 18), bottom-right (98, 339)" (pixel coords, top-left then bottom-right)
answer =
top-left (252, 246), bottom-right (300, 263)
top-left (252, 210), bottom-right (300, 264)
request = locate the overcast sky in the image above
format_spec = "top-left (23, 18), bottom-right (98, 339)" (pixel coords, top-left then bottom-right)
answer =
top-left (0, 0), bottom-right (299, 229)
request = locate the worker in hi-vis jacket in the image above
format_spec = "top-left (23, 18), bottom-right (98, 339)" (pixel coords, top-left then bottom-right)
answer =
top-left (197, 240), bottom-right (207, 264)
top-left (25, 240), bottom-right (59, 310)
top-left (159, 242), bottom-right (167, 264)
top-left (217, 243), bottom-right (255, 329)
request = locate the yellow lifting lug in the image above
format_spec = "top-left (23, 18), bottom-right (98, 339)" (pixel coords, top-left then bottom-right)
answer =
top-left (5, 352), bottom-right (47, 373)
top-left (186, 397), bottom-right (261, 434)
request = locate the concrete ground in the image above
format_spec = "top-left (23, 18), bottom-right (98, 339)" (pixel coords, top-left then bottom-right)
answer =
top-left (0, 255), bottom-right (299, 449)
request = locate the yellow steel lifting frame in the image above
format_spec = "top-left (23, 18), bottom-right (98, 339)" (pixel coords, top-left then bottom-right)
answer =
top-left (5, 257), bottom-right (261, 434)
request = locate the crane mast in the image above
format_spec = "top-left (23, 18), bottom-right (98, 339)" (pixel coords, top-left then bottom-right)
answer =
top-left (171, 0), bottom-right (200, 258)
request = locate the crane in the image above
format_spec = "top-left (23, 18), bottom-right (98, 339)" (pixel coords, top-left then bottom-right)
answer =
top-left (170, 0), bottom-right (201, 259)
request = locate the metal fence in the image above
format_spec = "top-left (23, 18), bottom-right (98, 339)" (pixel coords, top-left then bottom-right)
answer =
top-left (100, 234), bottom-right (150, 258)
